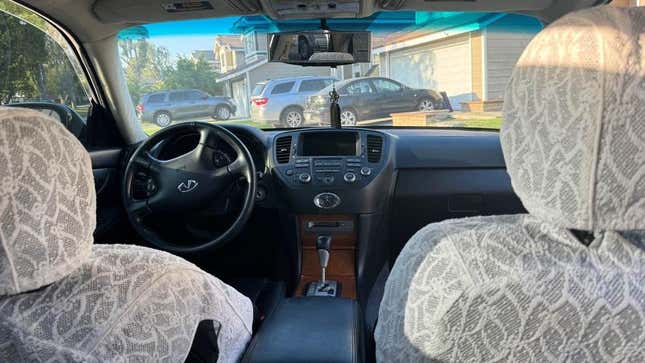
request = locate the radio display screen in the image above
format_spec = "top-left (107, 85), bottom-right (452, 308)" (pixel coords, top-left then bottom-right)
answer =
top-left (301, 132), bottom-right (358, 156)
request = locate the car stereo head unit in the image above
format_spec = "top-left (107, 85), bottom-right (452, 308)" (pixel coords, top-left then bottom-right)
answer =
top-left (299, 131), bottom-right (358, 157)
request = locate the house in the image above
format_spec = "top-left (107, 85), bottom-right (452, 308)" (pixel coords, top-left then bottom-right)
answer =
top-left (372, 13), bottom-right (543, 111)
top-left (213, 35), bottom-right (245, 74)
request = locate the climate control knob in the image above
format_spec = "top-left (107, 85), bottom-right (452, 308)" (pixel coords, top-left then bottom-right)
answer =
top-left (298, 173), bottom-right (312, 184)
top-left (360, 167), bottom-right (372, 176)
top-left (343, 172), bottom-right (357, 183)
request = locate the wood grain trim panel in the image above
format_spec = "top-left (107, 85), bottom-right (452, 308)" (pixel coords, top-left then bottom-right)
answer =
top-left (297, 214), bottom-right (357, 299)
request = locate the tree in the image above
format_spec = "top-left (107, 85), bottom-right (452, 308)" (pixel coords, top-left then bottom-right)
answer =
top-left (164, 56), bottom-right (224, 96)
top-left (0, 10), bottom-right (47, 103)
top-left (118, 33), bottom-right (171, 103)
top-left (0, 2), bottom-right (89, 105)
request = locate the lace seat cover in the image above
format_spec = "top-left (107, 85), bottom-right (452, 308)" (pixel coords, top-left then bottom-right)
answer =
top-left (376, 6), bottom-right (645, 362)
top-left (0, 107), bottom-right (253, 362)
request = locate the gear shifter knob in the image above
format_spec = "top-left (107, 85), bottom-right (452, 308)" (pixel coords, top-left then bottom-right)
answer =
top-left (316, 235), bottom-right (332, 282)
top-left (316, 235), bottom-right (331, 252)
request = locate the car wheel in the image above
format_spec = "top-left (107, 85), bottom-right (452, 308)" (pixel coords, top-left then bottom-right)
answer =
top-left (418, 98), bottom-right (436, 112)
top-left (281, 107), bottom-right (303, 128)
top-left (213, 105), bottom-right (231, 120)
top-left (340, 109), bottom-right (357, 126)
top-left (153, 111), bottom-right (172, 127)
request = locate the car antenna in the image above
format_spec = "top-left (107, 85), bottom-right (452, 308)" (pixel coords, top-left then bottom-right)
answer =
top-left (329, 79), bottom-right (341, 129)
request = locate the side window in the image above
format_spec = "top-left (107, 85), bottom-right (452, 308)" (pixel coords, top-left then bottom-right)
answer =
top-left (169, 92), bottom-right (186, 103)
top-left (0, 1), bottom-right (91, 142)
top-left (271, 82), bottom-right (295, 95)
top-left (298, 79), bottom-right (328, 92)
top-left (186, 90), bottom-right (204, 100)
top-left (373, 79), bottom-right (402, 92)
top-left (345, 81), bottom-right (373, 95)
top-left (147, 94), bottom-right (166, 104)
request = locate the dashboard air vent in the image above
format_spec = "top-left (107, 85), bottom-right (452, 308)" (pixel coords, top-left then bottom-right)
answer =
top-left (366, 134), bottom-right (383, 163)
top-left (275, 136), bottom-right (292, 164)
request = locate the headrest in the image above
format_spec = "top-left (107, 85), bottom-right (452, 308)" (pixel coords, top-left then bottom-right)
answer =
top-left (0, 107), bottom-right (95, 295)
top-left (501, 6), bottom-right (645, 231)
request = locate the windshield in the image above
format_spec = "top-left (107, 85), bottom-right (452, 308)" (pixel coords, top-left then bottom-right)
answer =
top-left (118, 12), bottom-right (542, 134)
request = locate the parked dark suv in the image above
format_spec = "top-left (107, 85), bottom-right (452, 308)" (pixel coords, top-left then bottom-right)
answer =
top-left (304, 77), bottom-right (443, 126)
top-left (137, 89), bottom-right (237, 127)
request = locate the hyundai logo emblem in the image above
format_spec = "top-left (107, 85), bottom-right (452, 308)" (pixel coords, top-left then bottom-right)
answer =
top-left (177, 179), bottom-right (198, 193)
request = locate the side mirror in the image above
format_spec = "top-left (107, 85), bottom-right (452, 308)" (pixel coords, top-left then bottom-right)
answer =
top-left (6, 102), bottom-right (87, 144)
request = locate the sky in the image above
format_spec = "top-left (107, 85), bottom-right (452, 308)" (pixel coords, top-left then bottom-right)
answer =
top-left (149, 35), bottom-right (215, 58)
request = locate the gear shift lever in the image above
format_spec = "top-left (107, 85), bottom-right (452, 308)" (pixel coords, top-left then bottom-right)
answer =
top-left (304, 235), bottom-right (340, 297)
top-left (316, 235), bottom-right (331, 283)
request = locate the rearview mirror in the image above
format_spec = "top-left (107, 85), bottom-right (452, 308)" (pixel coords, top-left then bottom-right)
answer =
top-left (268, 30), bottom-right (371, 66)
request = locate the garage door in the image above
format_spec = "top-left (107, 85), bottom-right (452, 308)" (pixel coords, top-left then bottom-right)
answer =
top-left (232, 79), bottom-right (249, 118)
top-left (389, 38), bottom-right (471, 110)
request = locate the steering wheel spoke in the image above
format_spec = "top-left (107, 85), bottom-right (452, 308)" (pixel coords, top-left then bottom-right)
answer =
top-left (198, 126), bottom-right (220, 148)
top-left (226, 155), bottom-right (249, 178)
top-left (128, 199), bottom-right (152, 221)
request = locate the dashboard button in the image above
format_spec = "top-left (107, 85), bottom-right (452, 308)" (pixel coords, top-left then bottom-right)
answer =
top-left (322, 176), bottom-right (335, 184)
top-left (343, 172), bottom-right (357, 183)
top-left (298, 173), bottom-right (312, 184)
top-left (285, 169), bottom-right (294, 176)
top-left (360, 167), bottom-right (372, 176)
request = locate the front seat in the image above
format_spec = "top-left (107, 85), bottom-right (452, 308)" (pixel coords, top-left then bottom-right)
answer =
top-left (0, 107), bottom-right (253, 362)
top-left (376, 5), bottom-right (645, 362)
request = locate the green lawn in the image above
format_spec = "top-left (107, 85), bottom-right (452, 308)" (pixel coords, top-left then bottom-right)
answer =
top-left (458, 117), bottom-right (503, 130)
top-left (142, 119), bottom-right (272, 135)
top-left (429, 117), bottom-right (503, 130)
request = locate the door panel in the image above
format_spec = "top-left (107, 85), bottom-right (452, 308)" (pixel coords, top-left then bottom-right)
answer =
top-left (90, 148), bottom-right (130, 243)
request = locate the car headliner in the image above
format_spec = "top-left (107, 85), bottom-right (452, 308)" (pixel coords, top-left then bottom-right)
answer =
top-left (16, 0), bottom-right (607, 43)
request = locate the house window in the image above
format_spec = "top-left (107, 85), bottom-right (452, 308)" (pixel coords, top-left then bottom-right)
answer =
top-left (245, 33), bottom-right (256, 53)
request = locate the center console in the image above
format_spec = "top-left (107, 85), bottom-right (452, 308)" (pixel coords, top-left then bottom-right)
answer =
top-left (272, 129), bottom-right (392, 214)
top-left (242, 297), bottom-right (363, 363)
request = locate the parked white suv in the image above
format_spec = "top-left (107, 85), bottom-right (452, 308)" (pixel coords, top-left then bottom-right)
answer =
top-left (250, 76), bottom-right (335, 127)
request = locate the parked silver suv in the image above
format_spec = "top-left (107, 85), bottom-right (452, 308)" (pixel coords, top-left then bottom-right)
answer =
top-left (250, 76), bottom-right (335, 127)
top-left (137, 89), bottom-right (237, 127)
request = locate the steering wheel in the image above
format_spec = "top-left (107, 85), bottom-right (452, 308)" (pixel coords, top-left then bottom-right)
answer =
top-left (123, 122), bottom-right (256, 253)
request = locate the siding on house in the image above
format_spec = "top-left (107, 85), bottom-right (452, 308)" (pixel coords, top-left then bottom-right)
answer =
top-left (470, 31), bottom-right (483, 101)
top-left (484, 16), bottom-right (542, 100)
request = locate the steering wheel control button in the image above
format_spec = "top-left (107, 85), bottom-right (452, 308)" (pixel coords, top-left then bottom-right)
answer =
top-left (314, 192), bottom-right (341, 209)
top-left (298, 173), bottom-right (312, 184)
top-left (255, 186), bottom-right (267, 202)
top-left (360, 167), bottom-right (372, 176)
top-left (343, 172), bottom-right (357, 183)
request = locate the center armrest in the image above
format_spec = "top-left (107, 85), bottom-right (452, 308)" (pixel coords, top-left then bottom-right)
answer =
top-left (241, 297), bottom-right (363, 363)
